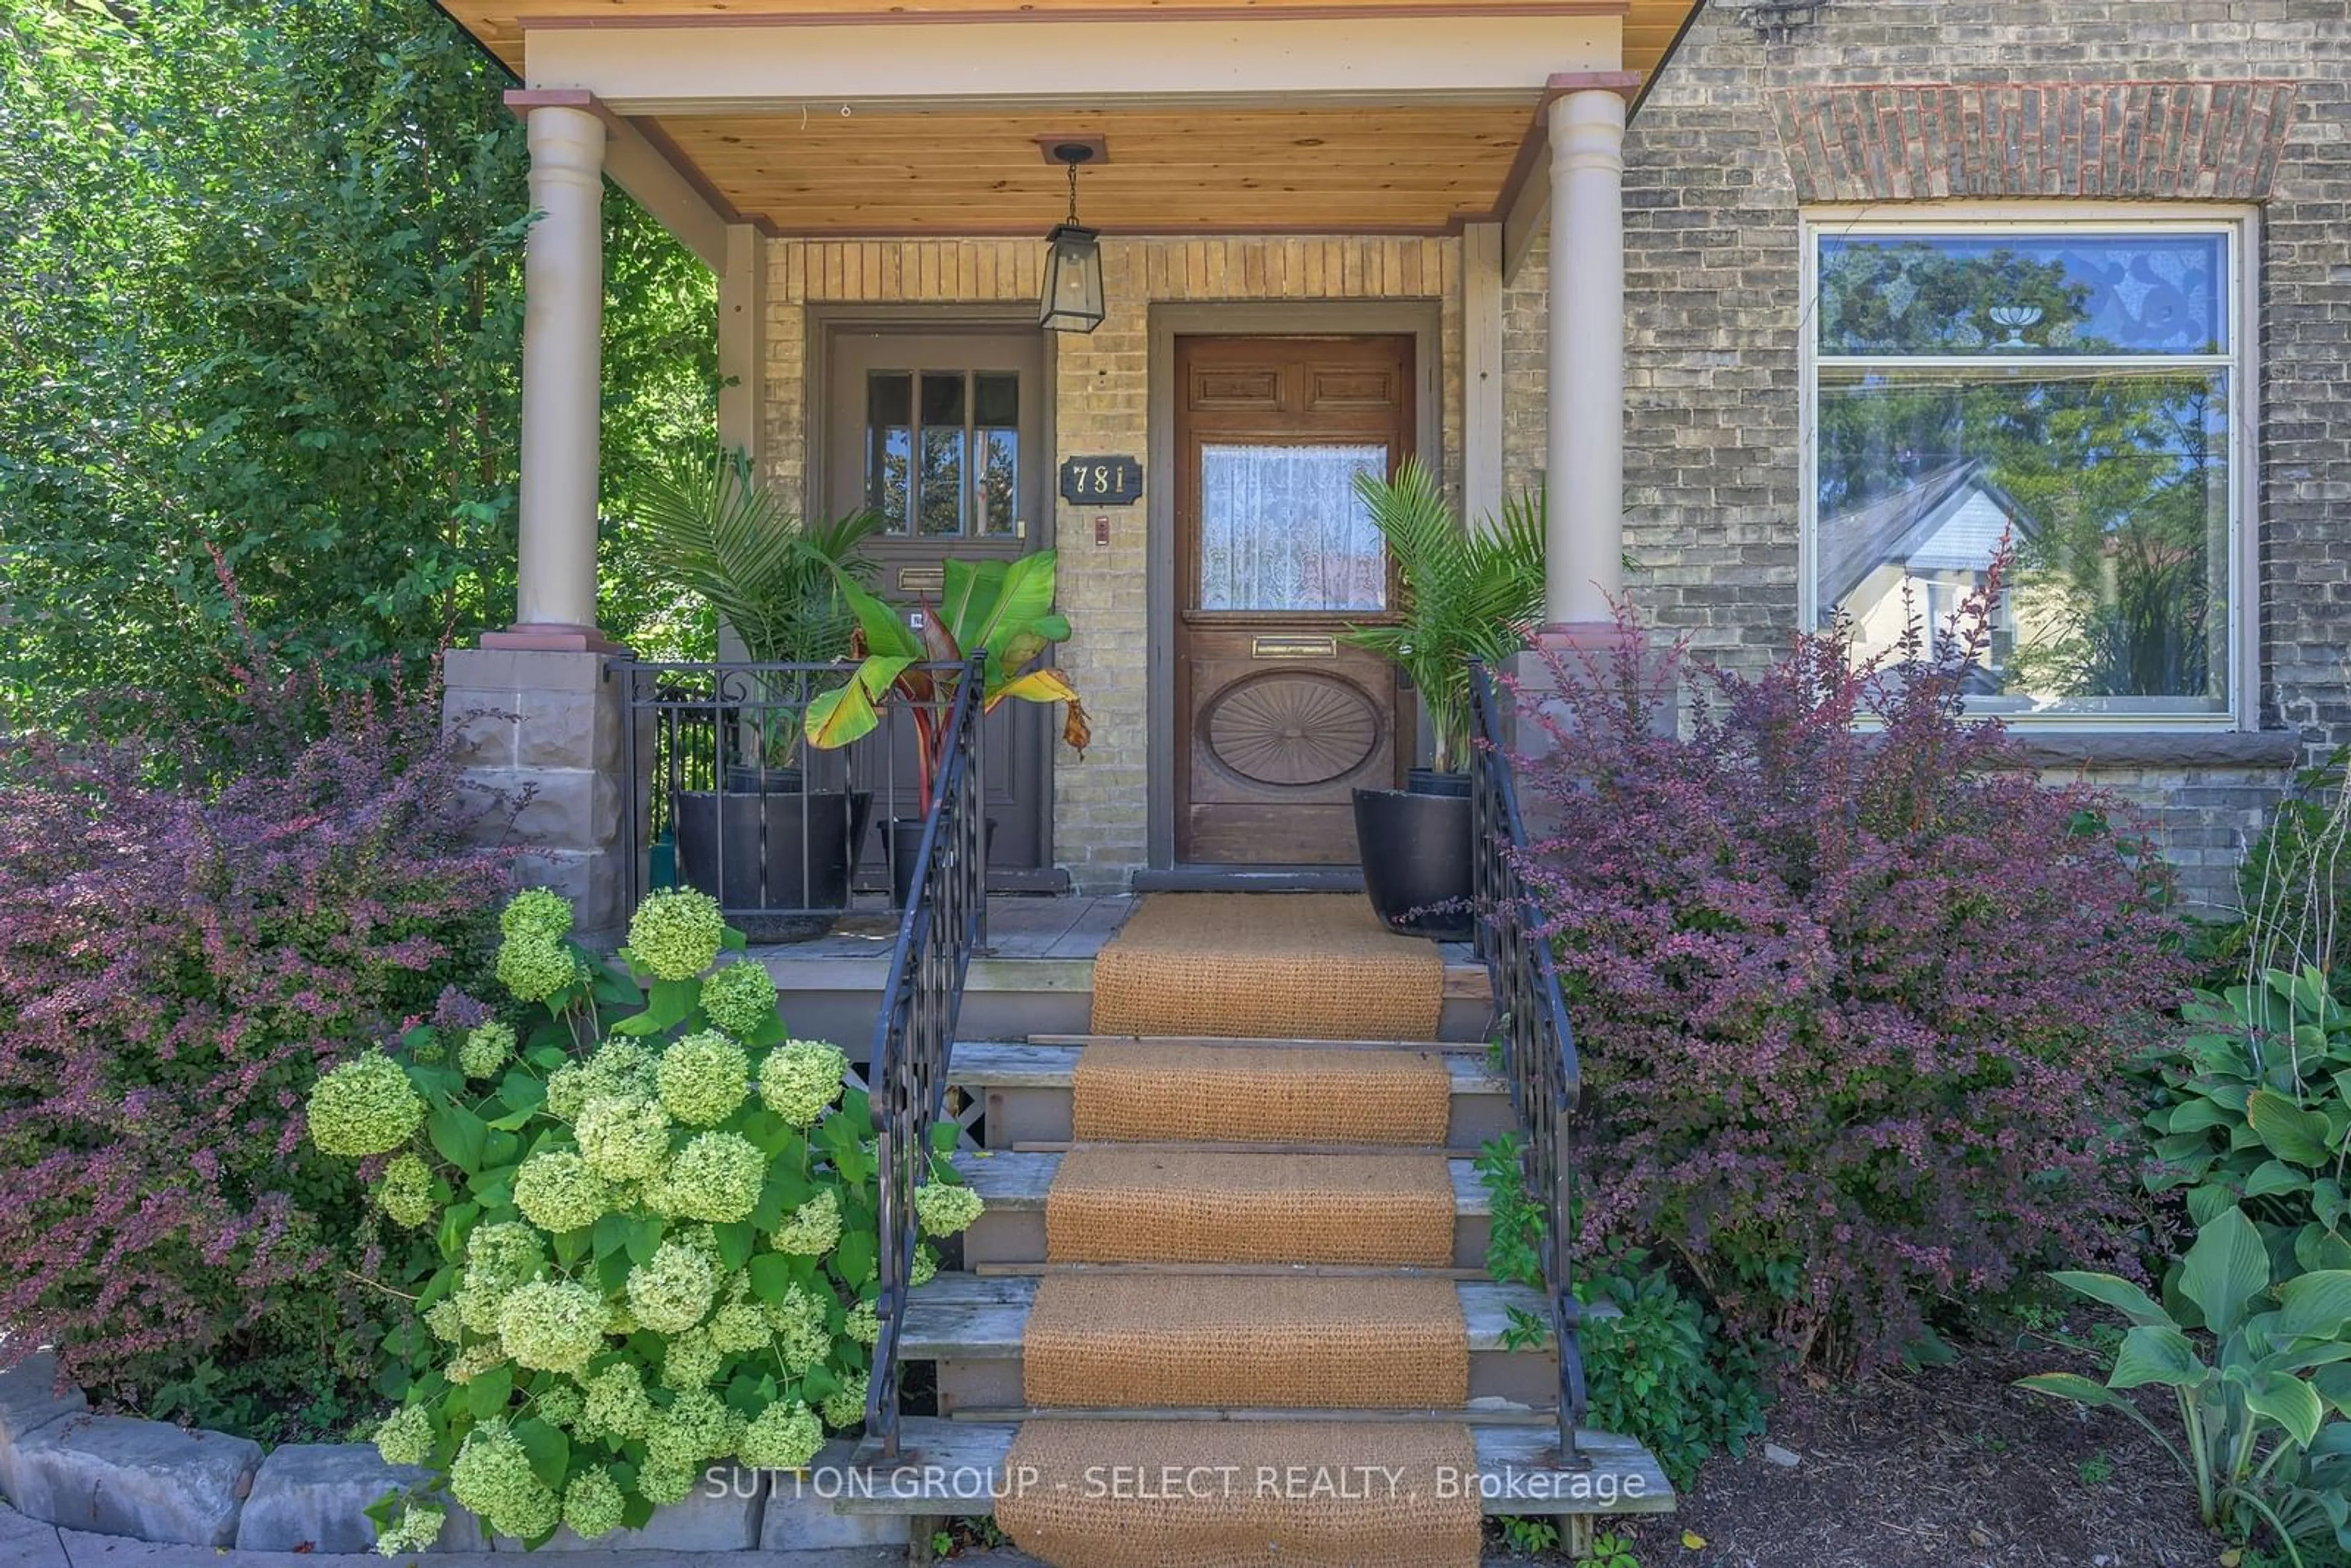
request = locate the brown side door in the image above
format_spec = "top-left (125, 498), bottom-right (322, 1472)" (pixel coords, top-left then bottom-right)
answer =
top-left (1174, 334), bottom-right (1412, 865)
top-left (826, 328), bottom-right (1052, 882)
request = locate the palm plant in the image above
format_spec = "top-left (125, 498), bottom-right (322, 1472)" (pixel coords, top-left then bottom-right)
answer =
top-left (636, 448), bottom-right (882, 773)
top-left (1344, 457), bottom-right (1546, 775)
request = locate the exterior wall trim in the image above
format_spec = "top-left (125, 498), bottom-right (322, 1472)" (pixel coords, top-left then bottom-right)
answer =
top-left (1144, 299), bottom-right (1447, 871)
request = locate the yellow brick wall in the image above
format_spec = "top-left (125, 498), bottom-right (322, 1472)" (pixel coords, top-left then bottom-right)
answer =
top-left (762, 235), bottom-right (1464, 890)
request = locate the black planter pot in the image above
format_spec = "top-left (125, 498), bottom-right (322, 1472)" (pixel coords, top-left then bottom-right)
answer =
top-left (673, 787), bottom-right (872, 943)
top-left (882, 815), bottom-right (997, 912)
top-left (1408, 767), bottom-right (1472, 798)
top-left (1352, 785), bottom-right (1473, 940)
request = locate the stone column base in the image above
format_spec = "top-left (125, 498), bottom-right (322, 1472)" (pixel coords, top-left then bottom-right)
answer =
top-left (443, 646), bottom-right (645, 947)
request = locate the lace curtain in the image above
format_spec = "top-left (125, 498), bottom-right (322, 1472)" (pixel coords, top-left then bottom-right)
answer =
top-left (1196, 443), bottom-right (1388, 612)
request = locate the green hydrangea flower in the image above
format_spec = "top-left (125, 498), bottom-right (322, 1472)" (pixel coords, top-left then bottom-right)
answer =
top-left (769, 1187), bottom-right (842, 1257)
top-left (374, 1501), bottom-right (445, 1556)
top-left (700, 961), bottom-right (779, 1037)
top-left (739, 1400), bottom-right (825, 1471)
top-left (536, 1381), bottom-right (585, 1430)
top-left (446, 1342), bottom-right (510, 1386)
top-left (844, 1300), bottom-right (880, 1346)
top-left (706, 1300), bottom-right (771, 1356)
top-left (910, 1245), bottom-right (939, 1289)
top-left (658, 1131), bottom-right (765, 1225)
top-left (661, 1326), bottom-right (722, 1389)
top-left (497, 1279), bottom-right (608, 1374)
top-left (562, 1466), bottom-right (625, 1541)
top-left (656, 1031), bottom-right (750, 1127)
top-left (308, 1052), bottom-right (426, 1157)
top-left (373, 1404), bottom-right (433, 1468)
top-left (501, 888), bottom-right (576, 943)
top-left (377, 1152), bottom-right (435, 1231)
top-left (424, 1299), bottom-right (464, 1345)
top-left (580, 1362), bottom-right (653, 1443)
top-left (913, 1181), bottom-right (985, 1239)
top-left (636, 1458), bottom-right (696, 1507)
top-left (456, 1221), bottom-right (547, 1334)
top-left (768, 1285), bottom-right (834, 1373)
top-left (449, 1421), bottom-right (560, 1540)
top-left (459, 1021), bottom-right (517, 1081)
top-left (498, 932), bottom-right (578, 1004)
top-left (647, 1388), bottom-right (742, 1469)
top-left (408, 1033), bottom-right (448, 1067)
top-left (820, 1370), bottom-right (870, 1433)
top-left (628, 888), bottom-right (727, 981)
top-left (513, 1150), bottom-right (608, 1236)
top-left (626, 1241), bottom-right (716, 1334)
top-left (545, 1039), bottom-right (658, 1122)
top-left (574, 1094), bottom-right (673, 1183)
top-left (756, 1039), bottom-right (847, 1127)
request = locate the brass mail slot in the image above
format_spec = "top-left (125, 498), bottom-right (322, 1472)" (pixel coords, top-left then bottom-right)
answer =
top-left (1251, 634), bottom-right (1337, 660)
top-left (896, 566), bottom-right (946, 596)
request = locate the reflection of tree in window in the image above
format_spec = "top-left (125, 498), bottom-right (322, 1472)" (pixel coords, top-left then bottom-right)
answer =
top-left (1816, 236), bottom-right (2227, 707)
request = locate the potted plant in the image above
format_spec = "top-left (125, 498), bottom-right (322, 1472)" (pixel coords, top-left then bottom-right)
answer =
top-left (1343, 458), bottom-right (1545, 939)
top-left (803, 551), bottom-right (1090, 908)
top-left (638, 448), bottom-right (884, 940)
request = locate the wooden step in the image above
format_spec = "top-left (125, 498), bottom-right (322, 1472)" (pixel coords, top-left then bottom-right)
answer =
top-left (956, 1150), bottom-right (1492, 1270)
top-left (822, 1418), bottom-right (1674, 1521)
top-left (904, 1274), bottom-right (1577, 1414)
top-left (950, 1041), bottom-right (1513, 1151)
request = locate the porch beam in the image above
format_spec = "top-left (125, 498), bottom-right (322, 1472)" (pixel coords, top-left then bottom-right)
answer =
top-left (1543, 86), bottom-right (1627, 627)
top-left (1462, 221), bottom-right (1505, 530)
top-left (506, 89), bottom-right (730, 271)
top-left (521, 14), bottom-right (1622, 115)
top-left (496, 100), bottom-right (608, 647)
top-left (1502, 71), bottom-right (1638, 282)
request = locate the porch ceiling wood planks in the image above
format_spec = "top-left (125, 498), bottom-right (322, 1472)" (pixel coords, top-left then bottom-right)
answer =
top-left (443, 1), bottom-right (1698, 88)
top-left (659, 105), bottom-right (1536, 235)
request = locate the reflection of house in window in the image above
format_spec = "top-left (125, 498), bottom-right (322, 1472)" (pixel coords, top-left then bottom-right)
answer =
top-left (1818, 460), bottom-right (2036, 691)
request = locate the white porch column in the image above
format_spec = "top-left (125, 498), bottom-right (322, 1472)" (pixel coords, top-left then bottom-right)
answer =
top-left (513, 103), bottom-right (607, 639)
top-left (1543, 88), bottom-right (1626, 628)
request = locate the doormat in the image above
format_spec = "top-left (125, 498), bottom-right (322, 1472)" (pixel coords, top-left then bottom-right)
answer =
top-left (1022, 1274), bottom-right (1467, 1409)
top-left (1042, 1146), bottom-right (1456, 1267)
top-left (996, 1417), bottom-right (1482, 1568)
top-left (1073, 1041), bottom-right (1452, 1146)
top-left (1088, 893), bottom-right (1444, 1040)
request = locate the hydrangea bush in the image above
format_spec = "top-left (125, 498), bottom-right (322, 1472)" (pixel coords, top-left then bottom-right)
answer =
top-left (1513, 591), bottom-right (2189, 1373)
top-left (313, 887), bottom-right (983, 1550)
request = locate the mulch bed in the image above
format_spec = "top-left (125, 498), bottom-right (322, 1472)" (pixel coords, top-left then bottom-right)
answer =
top-left (1493, 1341), bottom-right (2224, 1568)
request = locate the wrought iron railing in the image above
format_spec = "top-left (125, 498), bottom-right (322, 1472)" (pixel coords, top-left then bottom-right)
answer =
top-left (617, 659), bottom-right (970, 938)
top-left (859, 651), bottom-right (989, 1465)
top-left (1469, 661), bottom-right (1589, 1469)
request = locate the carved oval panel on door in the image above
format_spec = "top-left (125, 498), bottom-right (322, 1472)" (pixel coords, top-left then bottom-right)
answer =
top-left (1201, 670), bottom-right (1382, 789)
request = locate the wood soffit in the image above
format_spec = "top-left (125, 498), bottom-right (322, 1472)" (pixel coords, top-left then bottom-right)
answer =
top-left (453, 1), bottom-right (1703, 239)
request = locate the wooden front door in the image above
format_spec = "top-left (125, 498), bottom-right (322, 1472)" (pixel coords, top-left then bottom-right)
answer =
top-left (826, 327), bottom-right (1052, 881)
top-left (1174, 334), bottom-right (1412, 865)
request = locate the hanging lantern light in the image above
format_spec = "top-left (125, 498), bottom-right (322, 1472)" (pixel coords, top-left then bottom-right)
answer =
top-left (1039, 142), bottom-right (1105, 334)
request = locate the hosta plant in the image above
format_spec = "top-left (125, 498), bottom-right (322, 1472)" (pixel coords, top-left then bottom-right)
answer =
top-left (2018, 1206), bottom-right (2351, 1564)
top-left (2144, 967), bottom-right (2351, 1278)
top-left (310, 887), bottom-right (985, 1553)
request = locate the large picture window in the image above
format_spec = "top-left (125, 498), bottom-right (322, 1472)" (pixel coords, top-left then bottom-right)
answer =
top-left (1803, 217), bottom-right (2249, 721)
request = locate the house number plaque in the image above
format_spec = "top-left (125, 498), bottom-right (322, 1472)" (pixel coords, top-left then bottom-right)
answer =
top-left (1059, 454), bottom-right (1143, 506)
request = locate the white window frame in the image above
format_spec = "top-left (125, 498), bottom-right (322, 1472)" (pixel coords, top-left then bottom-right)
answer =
top-left (1798, 203), bottom-right (2260, 730)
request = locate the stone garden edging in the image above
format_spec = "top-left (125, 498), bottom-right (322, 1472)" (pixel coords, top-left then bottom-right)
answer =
top-left (0, 1354), bottom-right (909, 1558)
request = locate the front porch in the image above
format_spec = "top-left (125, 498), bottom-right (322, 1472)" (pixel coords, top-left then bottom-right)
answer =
top-left (438, 0), bottom-right (1703, 925)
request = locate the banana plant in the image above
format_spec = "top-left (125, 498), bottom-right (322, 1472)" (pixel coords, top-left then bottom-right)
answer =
top-left (800, 552), bottom-right (1090, 816)
top-left (2017, 1206), bottom-right (2351, 1563)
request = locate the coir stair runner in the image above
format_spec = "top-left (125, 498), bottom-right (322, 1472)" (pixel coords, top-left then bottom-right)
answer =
top-left (1089, 893), bottom-right (1444, 1040)
top-left (993, 894), bottom-right (1483, 1568)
